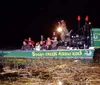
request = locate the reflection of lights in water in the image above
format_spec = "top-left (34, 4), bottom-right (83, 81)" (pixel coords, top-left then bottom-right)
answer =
top-left (57, 27), bottom-right (62, 32)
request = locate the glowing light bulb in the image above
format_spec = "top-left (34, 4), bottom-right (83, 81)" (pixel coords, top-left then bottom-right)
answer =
top-left (57, 27), bottom-right (62, 32)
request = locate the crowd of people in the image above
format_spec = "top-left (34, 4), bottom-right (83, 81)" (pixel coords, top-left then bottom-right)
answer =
top-left (21, 32), bottom-right (58, 51)
top-left (21, 20), bottom-right (70, 51)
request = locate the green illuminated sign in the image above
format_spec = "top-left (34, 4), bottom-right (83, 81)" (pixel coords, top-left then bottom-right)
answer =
top-left (91, 28), bottom-right (100, 48)
top-left (0, 49), bottom-right (94, 58)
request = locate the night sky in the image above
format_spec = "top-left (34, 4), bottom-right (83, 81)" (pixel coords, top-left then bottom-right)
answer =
top-left (1, 0), bottom-right (100, 49)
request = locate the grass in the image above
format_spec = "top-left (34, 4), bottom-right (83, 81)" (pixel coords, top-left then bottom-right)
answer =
top-left (0, 58), bottom-right (100, 85)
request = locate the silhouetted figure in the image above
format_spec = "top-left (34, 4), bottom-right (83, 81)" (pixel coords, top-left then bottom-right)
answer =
top-left (41, 35), bottom-right (45, 41)
top-left (52, 32), bottom-right (57, 40)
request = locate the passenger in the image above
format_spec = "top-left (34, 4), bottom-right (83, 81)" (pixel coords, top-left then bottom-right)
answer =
top-left (21, 41), bottom-right (32, 50)
top-left (52, 32), bottom-right (57, 40)
top-left (25, 37), bottom-right (35, 47)
top-left (40, 41), bottom-right (46, 50)
top-left (35, 42), bottom-right (41, 51)
top-left (60, 20), bottom-right (69, 42)
top-left (51, 37), bottom-right (58, 50)
top-left (28, 42), bottom-right (33, 50)
top-left (40, 35), bottom-right (45, 43)
top-left (46, 37), bottom-right (52, 50)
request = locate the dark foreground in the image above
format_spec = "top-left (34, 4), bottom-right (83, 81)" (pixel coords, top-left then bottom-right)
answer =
top-left (0, 58), bottom-right (100, 85)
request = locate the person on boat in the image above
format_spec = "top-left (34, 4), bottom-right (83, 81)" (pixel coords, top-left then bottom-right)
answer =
top-left (46, 37), bottom-right (52, 50)
top-left (59, 20), bottom-right (69, 42)
top-left (60, 20), bottom-right (68, 34)
top-left (25, 37), bottom-right (35, 47)
top-left (40, 41), bottom-right (46, 50)
top-left (35, 42), bottom-right (41, 51)
top-left (21, 41), bottom-right (32, 50)
top-left (28, 42), bottom-right (34, 50)
top-left (51, 37), bottom-right (58, 50)
top-left (52, 32), bottom-right (57, 40)
top-left (40, 35), bottom-right (45, 43)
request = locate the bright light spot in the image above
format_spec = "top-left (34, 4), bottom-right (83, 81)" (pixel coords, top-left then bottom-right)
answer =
top-left (57, 27), bottom-right (62, 32)
top-left (58, 81), bottom-right (63, 85)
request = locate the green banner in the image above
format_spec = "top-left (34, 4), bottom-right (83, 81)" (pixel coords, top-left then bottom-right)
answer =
top-left (91, 28), bottom-right (100, 48)
top-left (0, 49), bottom-right (94, 58)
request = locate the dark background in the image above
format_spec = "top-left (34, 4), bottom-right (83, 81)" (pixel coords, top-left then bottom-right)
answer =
top-left (1, 0), bottom-right (100, 49)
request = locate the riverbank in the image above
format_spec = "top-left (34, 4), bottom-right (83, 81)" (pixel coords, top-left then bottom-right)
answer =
top-left (0, 59), bottom-right (100, 85)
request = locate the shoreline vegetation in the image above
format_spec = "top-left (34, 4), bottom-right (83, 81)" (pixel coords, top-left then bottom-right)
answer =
top-left (0, 58), bottom-right (100, 85)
